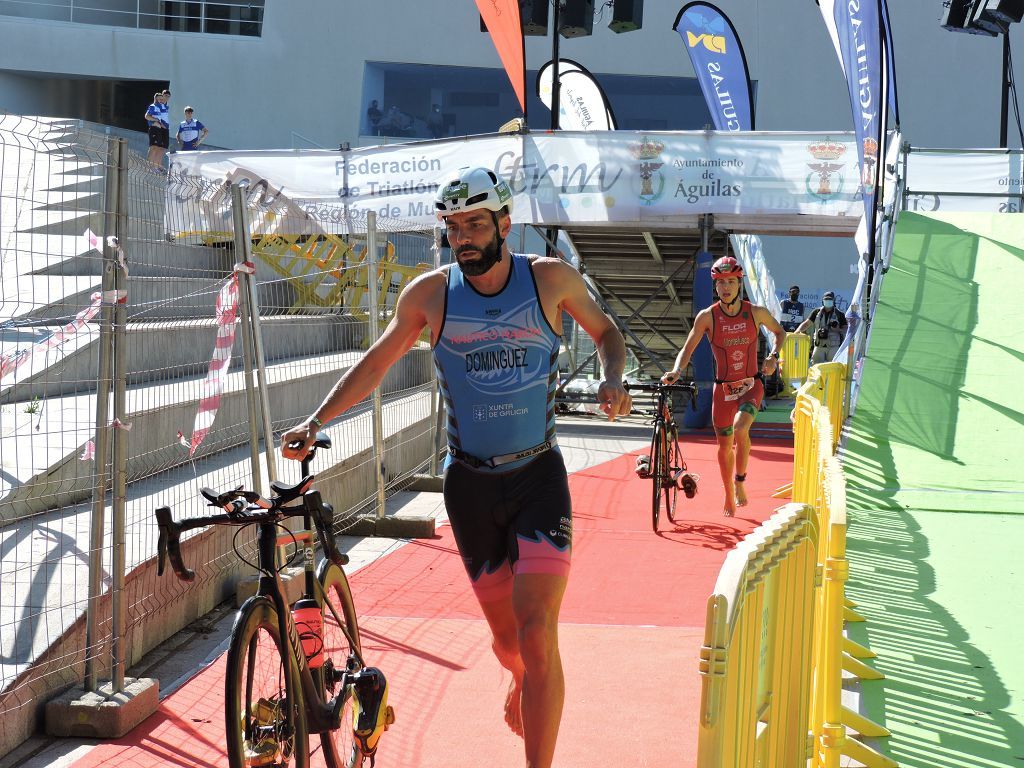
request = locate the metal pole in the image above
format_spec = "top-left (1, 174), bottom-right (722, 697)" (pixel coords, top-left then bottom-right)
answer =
top-left (231, 188), bottom-right (263, 493)
top-left (110, 139), bottom-right (128, 693)
top-left (367, 212), bottom-right (387, 518)
top-left (230, 185), bottom-right (277, 486)
top-left (85, 136), bottom-right (119, 693)
top-left (1001, 31), bottom-right (1010, 149)
top-left (429, 225), bottom-right (442, 476)
top-left (545, 0), bottom-right (562, 259)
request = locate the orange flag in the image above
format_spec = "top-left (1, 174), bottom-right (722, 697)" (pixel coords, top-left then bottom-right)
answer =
top-left (475, 0), bottom-right (526, 115)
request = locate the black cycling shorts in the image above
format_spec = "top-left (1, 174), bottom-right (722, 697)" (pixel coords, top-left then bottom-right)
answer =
top-left (148, 125), bottom-right (169, 148)
top-left (443, 448), bottom-right (572, 602)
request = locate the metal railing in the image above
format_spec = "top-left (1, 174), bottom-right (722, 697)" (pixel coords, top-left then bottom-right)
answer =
top-left (0, 0), bottom-right (265, 36)
top-left (697, 379), bottom-right (897, 767)
top-left (0, 115), bottom-right (436, 756)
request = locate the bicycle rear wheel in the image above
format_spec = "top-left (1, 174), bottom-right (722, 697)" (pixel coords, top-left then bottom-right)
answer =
top-left (664, 426), bottom-right (684, 524)
top-left (225, 597), bottom-right (309, 768)
top-left (317, 561), bottom-right (364, 768)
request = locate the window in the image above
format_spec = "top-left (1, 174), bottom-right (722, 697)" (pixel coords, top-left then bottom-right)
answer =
top-left (362, 61), bottom-right (735, 140)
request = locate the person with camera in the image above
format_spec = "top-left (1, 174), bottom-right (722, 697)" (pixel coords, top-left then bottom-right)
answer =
top-left (796, 291), bottom-right (848, 364)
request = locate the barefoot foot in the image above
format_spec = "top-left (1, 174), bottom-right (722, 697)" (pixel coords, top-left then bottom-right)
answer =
top-left (735, 479), bottom-right (748, 507)
top-left (504, 679), bottom-right (523, 737)
top-left (724, 495), bottom-right (737, 517)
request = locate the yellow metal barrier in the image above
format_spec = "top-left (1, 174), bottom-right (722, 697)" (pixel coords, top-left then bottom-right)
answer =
top-left (697, 502), bottom-right (819, 768)
top-left (778, 332), bottom-right (812, 395)
top-left (250, 231), bottom-right (428, 322)
top-left (698, 389), bottom-right (897, 768)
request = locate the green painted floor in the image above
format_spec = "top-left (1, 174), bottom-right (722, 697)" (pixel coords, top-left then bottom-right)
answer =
top-left (843, 212), bottom-right (1024, 768)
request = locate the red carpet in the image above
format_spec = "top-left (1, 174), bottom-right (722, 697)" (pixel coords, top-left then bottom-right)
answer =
top-left (71, 434), bottom-right (793, 768)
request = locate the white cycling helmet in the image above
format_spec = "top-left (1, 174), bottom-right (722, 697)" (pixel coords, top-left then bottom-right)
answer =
top-left (435, 167), bottom-right (513, 219)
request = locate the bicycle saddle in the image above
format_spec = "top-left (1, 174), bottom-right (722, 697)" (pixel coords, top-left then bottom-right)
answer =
top-left (269, 475), bottom-right (315, 505)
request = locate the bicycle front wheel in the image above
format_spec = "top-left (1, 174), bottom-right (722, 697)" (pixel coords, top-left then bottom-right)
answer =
top-left (225, 597), bottom-right (309, 768)
top-left (317, 561), bottom-right (364, 768)
top-left (650, 422), bottom-right (665, 533)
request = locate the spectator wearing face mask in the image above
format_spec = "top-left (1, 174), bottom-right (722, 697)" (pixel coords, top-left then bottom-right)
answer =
top-left (795, 291), bottom-right (848, 364)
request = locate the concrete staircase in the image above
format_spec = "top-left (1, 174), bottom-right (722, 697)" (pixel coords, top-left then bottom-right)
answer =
top-left (0, 118), bottom-right (436, 755)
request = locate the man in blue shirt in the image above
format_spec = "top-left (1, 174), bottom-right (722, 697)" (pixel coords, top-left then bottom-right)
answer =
top-left (176, 107), bottom-right (209, 151)
top-left (144, 91), bottom-right (170, 169)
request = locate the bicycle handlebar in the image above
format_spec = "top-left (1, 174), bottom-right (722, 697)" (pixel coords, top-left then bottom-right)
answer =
top-left (155, 475), bottom-right (345, 583)
top-left (624, 381), bottom-right (698, 394)
top-left (624, 381), bottom-right (698, 410)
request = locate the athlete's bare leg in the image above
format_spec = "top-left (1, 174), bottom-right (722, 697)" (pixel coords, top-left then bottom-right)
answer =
top-left (479, 594), bottom-right (526, 736)
top-left (716, 432), bottom-right (737, 516)
top-left (513, 573), bottom-right (567, 768)
top-left (733, 411), bottom-right (755, 507)
top-left (477, 572), bottom-right (568, 768)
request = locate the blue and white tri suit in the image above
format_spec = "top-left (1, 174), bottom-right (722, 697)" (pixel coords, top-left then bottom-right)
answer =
top-left (433, 253), bottom-right (572, 600)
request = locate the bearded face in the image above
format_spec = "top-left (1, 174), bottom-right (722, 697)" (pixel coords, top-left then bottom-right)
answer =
top-left (453, 224), bottom-right (503, 276)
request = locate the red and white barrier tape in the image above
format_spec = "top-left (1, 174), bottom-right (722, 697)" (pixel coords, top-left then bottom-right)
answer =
top-left (0, 290), bottom-right (107, 382)
top-left (186, 272), bottom-right (240, 457)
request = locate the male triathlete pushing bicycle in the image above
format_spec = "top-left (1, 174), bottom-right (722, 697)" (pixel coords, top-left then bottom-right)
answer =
top-left (661, 256), bottom-right (786, 516)
top-left (282, 167), bottom-right (630, 768)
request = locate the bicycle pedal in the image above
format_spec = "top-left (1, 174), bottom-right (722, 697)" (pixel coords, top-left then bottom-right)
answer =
top-left (678, 474), bottom-right (699, 498)
top-left (634, 455), bottom-right (652, 478)
top-left (243, 739), bottom-right (279, 767)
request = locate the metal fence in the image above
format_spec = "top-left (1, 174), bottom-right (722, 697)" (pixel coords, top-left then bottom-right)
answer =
top-left (0, 115), bottom-right (438, 756)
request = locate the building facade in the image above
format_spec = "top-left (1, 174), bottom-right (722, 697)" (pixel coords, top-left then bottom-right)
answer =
top-left (0, 0), bottom-right (1014, 298)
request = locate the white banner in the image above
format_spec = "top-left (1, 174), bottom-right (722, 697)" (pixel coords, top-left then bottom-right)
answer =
top-left (537, 59), bottom-right (616, 131)
top-left (903, 150), bottom-right (1024, 213)
top-left (167, 131), bottom-right (865, 234)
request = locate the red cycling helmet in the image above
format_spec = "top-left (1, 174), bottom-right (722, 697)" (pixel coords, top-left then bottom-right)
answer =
top-left (711, 256), bottom-right (744, 280)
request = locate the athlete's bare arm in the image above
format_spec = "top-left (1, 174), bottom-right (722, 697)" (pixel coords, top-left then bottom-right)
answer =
top-left (662, 308), bottom-right (713, 384)
top-left (281, 270), bottom-right (445, 459)
top-left (532, 257), bottom-right (631, 420)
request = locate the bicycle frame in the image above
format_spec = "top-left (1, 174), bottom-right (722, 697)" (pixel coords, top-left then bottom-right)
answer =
top-left (157, 485), bottom-right (362, 736)
top-left (249, 505), bottom-right (352, 735)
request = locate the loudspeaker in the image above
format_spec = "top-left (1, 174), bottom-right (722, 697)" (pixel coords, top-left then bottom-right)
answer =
top-left (521, 0), bottom-right (548, 35)
top-left (480, 1), bottom-right (549, 36)
top-left (941, 0), bottom-right (997, 34)
top-left (969, 0), bottom-right (1006, 33)
top-left (608, 0), bottom-right (643, 33)
top-left (976, 0), bottom-right (1024, 26)
top-left (558, 0), bottom-right (594, 38)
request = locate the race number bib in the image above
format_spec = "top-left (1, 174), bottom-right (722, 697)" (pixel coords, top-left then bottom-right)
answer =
top-left (722, 377), bottom-right (755, 401)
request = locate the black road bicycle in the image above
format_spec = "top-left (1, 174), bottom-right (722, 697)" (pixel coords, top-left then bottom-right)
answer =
top-left (626, 382), bottom-right (699, 533)
top-left (155, 433), bottom-right (394, 768)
